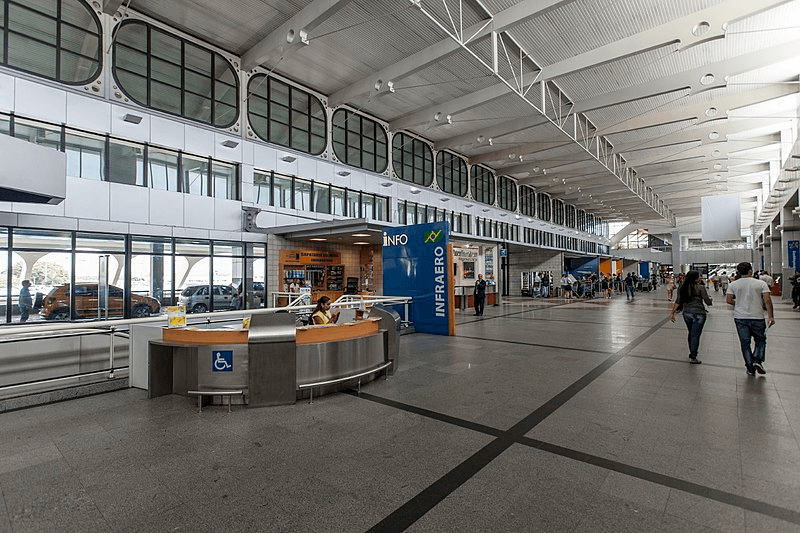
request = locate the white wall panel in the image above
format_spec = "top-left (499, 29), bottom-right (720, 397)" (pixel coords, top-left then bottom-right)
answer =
top-left (209, 229), bottom-right (243, 241)
top-left (298, 156), bottom-right (316, 179)
top-left (253, 144), bottom-right (277, 170)
top-left (78, 219), bottom-right (129, 234)
top-left (183, 195), bottom-right (215, 229)
top-left (63, 177), bottom-right (108, 220)
top-left (10, 200), bottom-right (65, 216)
top-left (129, 223), bottom-right (172, 237)
top-left (67, 93), bottom-right (111, 133)
top-left (150, 115), bottom-right (184, 149)
top-left (172, 226), bottom-right (208, 239)
top-left (111, 104), bottom-right (150, 143)
top-left (275, 213), bottom-right (300, 226)
top-left (17, 214), bottom-right (77, 230)
top-left (349, 171), bottom-right (367, 192)
top-left (316, 161), bottom-right (334, 184)
top-left (185, 125), bottom-right (214, 156)
top-left (0, 211), bottom-right (17, 225)
top-left (214, 132), bottom-right (243, 161)
top-left (15, 79), bottom-right (66, 123)
top-left (213, 199), bottom-right (242, 231)
top-left (149, 189), bottom-right (184, 227)
top-left (0, 72), bottom-right (14, 112)
top-left (241, 181), bottom-right (254, 204)
top-left (110, 182), bottom-right (149, 223)
top-left (241, 141), bottom-right (254, 166)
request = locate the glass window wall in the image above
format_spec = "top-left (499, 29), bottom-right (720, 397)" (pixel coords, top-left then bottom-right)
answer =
top-left (436, 151), bottom-right (468, 197)
top-left (497, 176), bottom-right (517, 212)
top-left (148, 147), bottom-right (180, 192)
top-left (393, 133), bottom-right (433, 186)
top-left (470, 166), bottom-right (495, 205)
top-left (332, 109), bottom-right (388, 173)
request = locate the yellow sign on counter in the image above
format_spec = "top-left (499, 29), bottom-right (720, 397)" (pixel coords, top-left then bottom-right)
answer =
top-left (167, 305), bottom-right (186, 328)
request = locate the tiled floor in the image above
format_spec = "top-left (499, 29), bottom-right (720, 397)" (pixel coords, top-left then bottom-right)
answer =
top-left (1, 288), bottom-right (799, 532)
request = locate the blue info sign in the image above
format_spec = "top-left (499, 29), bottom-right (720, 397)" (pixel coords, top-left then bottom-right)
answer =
top-left (212, 350), bottom-right (233, 372)
top-left (789, 240), bottom-right (800, 269)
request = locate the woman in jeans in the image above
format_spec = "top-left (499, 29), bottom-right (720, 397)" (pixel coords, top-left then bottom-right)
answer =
top-left (669, 270), bottom-right (712, 364)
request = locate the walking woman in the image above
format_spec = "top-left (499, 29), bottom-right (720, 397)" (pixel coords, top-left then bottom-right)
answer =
top-left (669, 270), bottom-right (712, 364)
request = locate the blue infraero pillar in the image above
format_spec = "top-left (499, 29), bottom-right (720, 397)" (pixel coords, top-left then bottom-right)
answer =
top-left (382, 222), bottom-right (455, 335)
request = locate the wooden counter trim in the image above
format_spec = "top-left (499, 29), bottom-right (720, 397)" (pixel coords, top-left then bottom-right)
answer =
top-left (162, 327), bottom-right (248, 345)
top-left (295, 318), bottom-right (380, 345)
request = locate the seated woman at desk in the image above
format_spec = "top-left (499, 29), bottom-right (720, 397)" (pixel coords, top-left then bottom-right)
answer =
top-left (311, 296), bottom-right (340, 325)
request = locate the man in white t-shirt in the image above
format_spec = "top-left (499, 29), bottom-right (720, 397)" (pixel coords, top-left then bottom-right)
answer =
top-left (726, 261), bottom-right (775, 376)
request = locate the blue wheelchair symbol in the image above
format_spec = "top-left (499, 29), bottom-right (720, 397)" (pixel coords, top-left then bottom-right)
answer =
top-left (212, 350), bottom-right (233, 372)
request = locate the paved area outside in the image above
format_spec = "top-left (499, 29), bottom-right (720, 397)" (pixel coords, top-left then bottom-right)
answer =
top-left (1, 287), bottom-right (799, 532)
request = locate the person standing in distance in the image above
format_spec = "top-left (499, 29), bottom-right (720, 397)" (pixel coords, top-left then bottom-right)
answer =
top-left (473, 274), bottom-right (487, 316)
top-left (18, 279), bottom-right (33, 323)
top-left (726, 261), bottom-right (775, 376)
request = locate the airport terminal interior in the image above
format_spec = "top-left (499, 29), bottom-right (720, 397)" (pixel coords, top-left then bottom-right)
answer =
top-left (2, 0), bottom-right (800, 531)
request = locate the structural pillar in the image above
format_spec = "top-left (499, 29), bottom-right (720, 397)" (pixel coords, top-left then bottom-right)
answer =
top-left (780, 192), bottom-right (800, 300)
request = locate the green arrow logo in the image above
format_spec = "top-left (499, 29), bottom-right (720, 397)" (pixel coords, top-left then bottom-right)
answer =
top-left (424, 230), bottom-right (443, 243)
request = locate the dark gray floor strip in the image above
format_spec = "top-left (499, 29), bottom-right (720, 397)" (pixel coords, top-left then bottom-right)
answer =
top-left (519, 437), bottom-right (800, 526)
top-left (364, 318), bottom-right (670, 532)
top-left (454, 334), bottom-right (612, 355)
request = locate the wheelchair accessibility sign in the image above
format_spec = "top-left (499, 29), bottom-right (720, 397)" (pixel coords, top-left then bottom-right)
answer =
top-left (212, 350), bottom-right (233, 372)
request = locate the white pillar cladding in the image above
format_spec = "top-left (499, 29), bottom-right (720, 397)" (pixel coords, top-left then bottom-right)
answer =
top-left (671, 230), bottom-right (682, 273)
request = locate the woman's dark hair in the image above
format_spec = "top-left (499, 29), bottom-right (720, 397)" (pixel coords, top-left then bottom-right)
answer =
top-left (678, 270), bottom-right (701, 304)
top-left (313, 295), bottom-right (331, 313)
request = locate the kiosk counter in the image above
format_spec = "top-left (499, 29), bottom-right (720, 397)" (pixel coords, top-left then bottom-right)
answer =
top-left (148, 307), bottom-right (399, 408)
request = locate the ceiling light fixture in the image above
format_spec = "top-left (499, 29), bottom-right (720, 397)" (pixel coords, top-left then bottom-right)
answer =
top-left (700, 73), bottom-right (715, 85)
top-left (353, 241), bottom-right (370, 245)
top-left (409, 187), bottom-right (421, 194)
top-left (122, 113), bottom-right (143, 124)
top-left (352, 233), bottom-right (370, 237)
top-left (309, 238), bottom-right (327, 241)
top-left (708, 132), bottom-right (720, 140)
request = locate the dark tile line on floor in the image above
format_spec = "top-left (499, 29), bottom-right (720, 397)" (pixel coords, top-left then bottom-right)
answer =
top-left (626, 354), bottom-right (800, 377)
top-left (454, 334), bottom-right (613, 356)
top-left (354, 316), bottom-right (800, 530)
top-left (363, 318), bottom-right (670, 532)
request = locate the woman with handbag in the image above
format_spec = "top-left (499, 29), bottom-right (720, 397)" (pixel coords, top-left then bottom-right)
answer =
top-left (669, 270), bottom-right (712, 364)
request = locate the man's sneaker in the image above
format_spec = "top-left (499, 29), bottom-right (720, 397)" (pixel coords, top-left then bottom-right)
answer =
top-left (753, 362), bottom-right (766, 374)
top-left (689, 358), bottom-right (701, 364)
top-left (746, 369), bottom-right (756, 376)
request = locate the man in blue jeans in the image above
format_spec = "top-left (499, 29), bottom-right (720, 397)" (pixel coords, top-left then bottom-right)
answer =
top-left (726, 262), bottom-right (775, 376)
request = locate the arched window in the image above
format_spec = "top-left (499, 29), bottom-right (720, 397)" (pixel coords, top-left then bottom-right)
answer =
top-left (393, 133), bottom-right (433, 186)
top-left (565, 204), bottom-right (576, 228)
top-left (1, 0), bottom-right (101, 84)
top-left (587, 213), bottom-right (595, 235)
top-left (435, 151), bottom-right (468, 196)
top-left (497, 176), bottom-right (517, 211)
top-left (470, 166), bottom-right (495, 205)
top-left (552, 199), bottom-right (565, 225)
top-left (332, 109), bottom-right (388, 173)
top-left (519, 186), bottom-right (536, 217)
top-left (113, 20), bottom-right (238, 128)
top-left (537, 193), bottom-right (551, 221)
top-left (577, 209), bottom-right (586, 232)
top-left (248, 75), bottom-right (326, 155)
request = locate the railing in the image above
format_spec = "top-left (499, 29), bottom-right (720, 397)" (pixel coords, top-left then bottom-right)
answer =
top-left (0, 296), bottom-right (413, 399)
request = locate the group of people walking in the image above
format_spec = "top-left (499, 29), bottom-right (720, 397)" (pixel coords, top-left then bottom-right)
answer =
top-left (670, 261), bottom-right (775, 375)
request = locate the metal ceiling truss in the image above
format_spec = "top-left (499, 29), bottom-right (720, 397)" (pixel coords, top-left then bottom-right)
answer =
top-left (409, 0), bottom-right (674, 224)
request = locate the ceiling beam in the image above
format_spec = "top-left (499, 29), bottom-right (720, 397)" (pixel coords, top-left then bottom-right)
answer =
top-left (241, 0), bottom-right (354, 71)
top-left (390, 0), bottom-right (792, 132)
top-left (330, 0), bottom-right (574, 108)
top-left (102, 0), bottom-right (125, 15)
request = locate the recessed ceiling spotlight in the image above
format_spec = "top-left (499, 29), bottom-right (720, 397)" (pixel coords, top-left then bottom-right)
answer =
top-left (352, 233), bottom-right (370, 237)
top-left (309, 238), bottom-right (327, 241)
top-left (353, 242), bottom-right (370, 245)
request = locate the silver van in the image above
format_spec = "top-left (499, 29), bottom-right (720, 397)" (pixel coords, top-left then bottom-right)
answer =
top-left (178, 284), bottom-right (235, 313)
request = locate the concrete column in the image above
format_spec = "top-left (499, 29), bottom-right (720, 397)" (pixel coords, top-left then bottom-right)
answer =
top-left (671, 230), bottom-right (682, 273)
top-left (762, 231), bottom-right (771, 273)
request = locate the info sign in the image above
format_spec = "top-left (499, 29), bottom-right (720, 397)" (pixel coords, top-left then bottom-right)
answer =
top-left (789, 240), bottom-right (800, 269)
top-left (382, 222), bottom-right (454, 335)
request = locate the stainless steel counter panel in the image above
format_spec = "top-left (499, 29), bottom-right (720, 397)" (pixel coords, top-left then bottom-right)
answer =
top-left (368, 305), bottom-right (400, 375)
top-left (296, 332), bottom-right (385, 387)
top-left (197, 344), bottom-right (249, 398)
top-left (249, 313), bottom-right (297, 343)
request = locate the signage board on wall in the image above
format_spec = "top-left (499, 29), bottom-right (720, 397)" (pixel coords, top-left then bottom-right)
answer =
top-left (789, 240), bottom-right (799, 269)
top-left (382, 222), bottom-right (454, 335)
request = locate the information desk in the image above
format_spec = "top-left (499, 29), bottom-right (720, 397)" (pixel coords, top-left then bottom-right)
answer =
top-left (148, 315), bottom-right (393, 407)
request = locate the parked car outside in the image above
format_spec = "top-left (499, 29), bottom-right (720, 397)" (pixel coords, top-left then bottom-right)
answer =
top-left (40, 283), bottom-right (161, 320)
top-left (178, 284), bottom-right (236, 313)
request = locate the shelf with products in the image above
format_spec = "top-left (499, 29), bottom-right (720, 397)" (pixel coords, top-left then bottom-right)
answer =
top-left (327, 265), bottom-right (344, 291)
